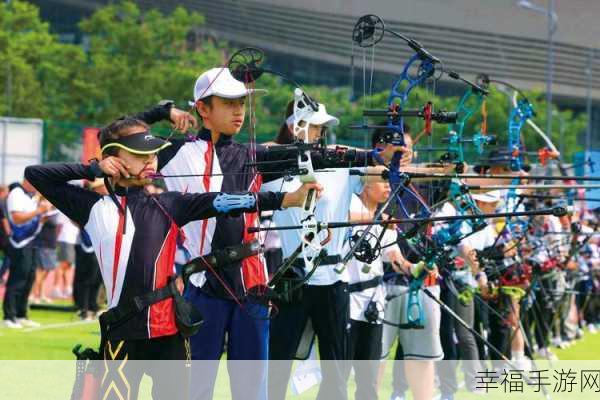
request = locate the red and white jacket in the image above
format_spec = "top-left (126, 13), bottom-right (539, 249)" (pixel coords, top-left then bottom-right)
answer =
top-left (25, 162), bottom-right (284, 340)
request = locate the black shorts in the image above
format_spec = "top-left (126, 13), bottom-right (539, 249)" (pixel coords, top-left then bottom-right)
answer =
top-left (100, 334), bottom-right (190, 400)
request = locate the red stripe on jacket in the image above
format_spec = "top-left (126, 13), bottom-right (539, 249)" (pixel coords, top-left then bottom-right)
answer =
top-left (149, 222), bottom-right (179, 338)
top-left (241, 175), bottom-right (267, 291)
top-left (199, 141), bottom-right (214, 255)
top-left (111, 197), bottom-right (127, 299)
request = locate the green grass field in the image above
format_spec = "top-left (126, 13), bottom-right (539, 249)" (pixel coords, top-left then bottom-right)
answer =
top-left (2, 307), bottom-right (600, 399)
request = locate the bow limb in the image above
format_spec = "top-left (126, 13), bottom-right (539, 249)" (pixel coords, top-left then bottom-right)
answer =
top-left (512, 91), bottom-right (560, 156)
top-left (292, 88), bottom-right (324, 271)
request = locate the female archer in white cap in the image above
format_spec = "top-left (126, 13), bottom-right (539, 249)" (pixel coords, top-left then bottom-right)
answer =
top-left (263, 97), bottom-right (396, 400)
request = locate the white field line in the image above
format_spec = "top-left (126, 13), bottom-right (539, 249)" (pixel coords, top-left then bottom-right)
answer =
top-left (21, 320), bottom-right (96, 333)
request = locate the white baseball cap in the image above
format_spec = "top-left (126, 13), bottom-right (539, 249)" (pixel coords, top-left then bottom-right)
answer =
top-left (472, 190), bottom-right (502, 203)
top-left (286, 102), bottom-right (339, 127)
top-left (191, 68), bottom-right (267, 103)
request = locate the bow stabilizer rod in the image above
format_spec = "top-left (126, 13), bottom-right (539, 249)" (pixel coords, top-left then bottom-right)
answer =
top-left (247, 207), bottom-right (567, 233)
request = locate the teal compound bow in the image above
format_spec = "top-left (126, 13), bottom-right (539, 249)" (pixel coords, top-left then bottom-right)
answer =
top-left (431, 75), bottom-right (499, 248)
top-left (345, 14), bottom-right (492, 329)
top-left (441, 74), bottom-right (496, 166)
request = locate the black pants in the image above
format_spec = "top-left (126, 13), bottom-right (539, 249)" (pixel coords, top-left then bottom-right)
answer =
top-left (269, 281), bottom-right (350, 400)
top-left (0, 246), bottom-right (10, 279)
top-left (488, 295), bottom-right (512, 368)
top-left (100, 334), bottom-right (190, 400)
top-left (474, 294), bottom-right (490, 360)
top-left (520, 289), bottom-right (546, 356)
top-left (264, 248), bottom-right (283, 277)
top-left (347, 320), bottom-right (382, 400)
top-left (73, 245), bottom-right (103, 314)
top-left (2, 244), bottom-right (35, 321)
top-left (438, 286), bottom-right (459, 395)
top-left (438, 286), bottom-right (481, 394)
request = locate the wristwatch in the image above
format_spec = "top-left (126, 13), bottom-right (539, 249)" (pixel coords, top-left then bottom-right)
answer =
top-left (88, 159), bottom-right (105, 178)
top-left (158, 99), bottom-right (175, 108)
top-left (158, 99), bottom-right (175, 119)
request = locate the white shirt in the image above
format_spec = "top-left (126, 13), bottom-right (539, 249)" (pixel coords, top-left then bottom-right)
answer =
top-left (261, 168), bottom-right (365, 285)
top-left (56, 211), bottom-right (80, 244)
top-left (159, 140), bottom-right (223, 288)
top-left (546, 215), bottom-right (567, 253)
top-left (431, 202), bottom-right (471, 240)
top-left (346, 195), bottom-right (398, 323)
top-left (259, 218), bottom-right (282, 250)
top-left (7, 186), bottom-right (39, 247)
top-left (433, 201), bottom-right (495, 286)
top-left (7, 186), bottom-right (37, 215)
top-left (460, 224), bottom-right (497, 252)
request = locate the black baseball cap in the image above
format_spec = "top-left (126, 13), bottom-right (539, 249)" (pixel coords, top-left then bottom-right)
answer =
top-left (101, 131), bottom-right (171, 155)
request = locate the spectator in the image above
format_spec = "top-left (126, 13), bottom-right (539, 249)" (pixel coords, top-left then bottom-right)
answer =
top-left (0, 185), bottom-right (10, 285)
top-left (53, 210), bottom-right (80, 299)
top-left (30, 199), bottom-right (58, 304)
top-left (2, 180), bottom-right (48, 329)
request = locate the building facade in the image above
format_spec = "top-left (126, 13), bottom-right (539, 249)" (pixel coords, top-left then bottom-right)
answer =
top-left (31, 0), bottom-right (600, 145)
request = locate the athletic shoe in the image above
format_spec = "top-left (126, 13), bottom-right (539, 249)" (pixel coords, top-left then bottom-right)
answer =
top-left (512, 357), bottom-right (532, 372)
top-left (537, 347), bottom-right (558, 361)
top-left (79, 311), bottom-right (95, 321)
top-left (576, 328), bottom-right (584, 339)
top-left (588, 324), bottom-right (597, 334)
top-left (390, 392), bottom-right (406, 400)
top-left (16, 318), bottom-right (40, 328)
top-left (551, 336), bottom-right (564, 348)
top-left (29, 296), bottom-right (41, 305)
top-left (3, 319), bottom-right (23, 329)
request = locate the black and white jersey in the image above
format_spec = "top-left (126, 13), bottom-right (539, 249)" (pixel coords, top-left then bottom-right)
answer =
top-left (25, 163), bottom-right (284, 340)
top-left (136, 103), bottom-right (376, 299)
top-left (154, 129), bottom-right (275, 298)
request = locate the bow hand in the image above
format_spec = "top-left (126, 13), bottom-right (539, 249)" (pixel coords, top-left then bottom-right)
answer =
top-left (379, 144), bottom-right (409, 164)
top-left (281, 182), bottom-right (323, 209)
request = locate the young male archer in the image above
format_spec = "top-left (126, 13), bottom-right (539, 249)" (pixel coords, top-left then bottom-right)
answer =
top-left (133, 66), bottom-right (408, 400)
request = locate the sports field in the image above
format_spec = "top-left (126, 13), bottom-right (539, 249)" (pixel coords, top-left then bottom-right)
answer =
top-left (2, 306), bottom-right (600, 399)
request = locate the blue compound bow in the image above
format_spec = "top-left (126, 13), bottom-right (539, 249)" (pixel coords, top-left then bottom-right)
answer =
top-left (345, 14), bottom-right (468, 327)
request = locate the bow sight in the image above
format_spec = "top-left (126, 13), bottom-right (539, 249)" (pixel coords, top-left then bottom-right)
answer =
top-left (363, 103), bottom-right (458, 129)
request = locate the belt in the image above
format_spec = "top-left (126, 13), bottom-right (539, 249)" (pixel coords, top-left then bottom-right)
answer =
top-left (99, 280), bottom-right (177, 333)
top-left (99, 277), bottom-right (204, 339)
top-left (348, 276), bottom-right (383, 293)
top-left (291, 254), bottom-right (341, 268)
top-left (182, 239), bottom-right (261, 279)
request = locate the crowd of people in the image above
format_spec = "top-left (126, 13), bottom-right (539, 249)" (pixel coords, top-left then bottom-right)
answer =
top-left (1, 65), bottom-right (599, 400)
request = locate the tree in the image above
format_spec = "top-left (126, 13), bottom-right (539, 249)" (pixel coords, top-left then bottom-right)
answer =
top-left (0, 1), bottom-right (588, 162)
top-left (0, 0), bottom-right (85, 119)
top-left (77, 2), bottom-right (223, 123)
